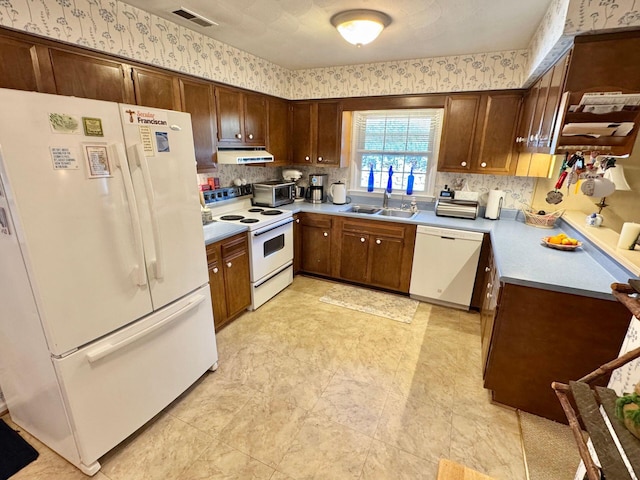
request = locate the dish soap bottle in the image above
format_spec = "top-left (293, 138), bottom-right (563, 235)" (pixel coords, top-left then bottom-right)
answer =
top-left (367, 164), bottom-right (374, 192)
top-left (410, 197), bottom-right (418, 213)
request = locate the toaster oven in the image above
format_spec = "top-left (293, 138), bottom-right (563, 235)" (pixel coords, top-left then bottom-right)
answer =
top-left (252, 181), bottom-right (295, 207)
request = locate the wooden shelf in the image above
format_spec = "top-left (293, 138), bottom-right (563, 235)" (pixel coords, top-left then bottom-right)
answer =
top-left (552, 282), bottom-right (640, 480)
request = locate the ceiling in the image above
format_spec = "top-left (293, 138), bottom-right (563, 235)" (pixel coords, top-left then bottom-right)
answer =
top-left (122, 0), bottom-right (552, 70)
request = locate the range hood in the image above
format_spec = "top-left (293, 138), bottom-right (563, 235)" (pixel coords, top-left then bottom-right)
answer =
top-left (216, 148), bottom-right (274, 164)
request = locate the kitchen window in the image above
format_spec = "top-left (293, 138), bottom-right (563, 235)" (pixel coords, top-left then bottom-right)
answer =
top-left (350, 109), bottom-right (443, 197)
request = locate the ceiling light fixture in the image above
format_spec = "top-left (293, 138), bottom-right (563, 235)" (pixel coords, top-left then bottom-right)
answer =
top-left (330, 9), bottom-right (392, 47)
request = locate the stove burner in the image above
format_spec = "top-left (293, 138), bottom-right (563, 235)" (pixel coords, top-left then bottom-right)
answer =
top-left (220, 215), bottom-right (245, 221)
top-left (240, 218), bottom-right (259, 224)
top-left (261, 210), bottom-right (282, 216)
top-left (248, 208), bottom-right (264, 213)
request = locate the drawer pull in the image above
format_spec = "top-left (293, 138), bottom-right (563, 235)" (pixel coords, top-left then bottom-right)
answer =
top-left (235, 133), bottom-right (242, 139)
top-left (248, 133), bottom-right (254, 140)
top-left (226, 262), bottom-right (232, 268)
top-left (361, 237), bottom-right (366, 243)
top-left (323, 232), bottom-right (328, 237)
top-left (376, 239), bottom-right (381, 245)
top-left (213, 267), bottom-right (218, 274)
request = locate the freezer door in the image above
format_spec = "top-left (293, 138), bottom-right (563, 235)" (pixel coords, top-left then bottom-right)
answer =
top-left (52, 285), bottom-right (217, 466)
top-left (119, 105), bottom-right (208, 310)
top-left (0, 89), bottom-right (153, 355)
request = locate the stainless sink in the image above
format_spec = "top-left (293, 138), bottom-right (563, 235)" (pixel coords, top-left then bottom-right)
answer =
top-left (344, 205), bottom-right (417, 219)
top-left (345, 205), bottom-right (381, 214)
top-left (377, 208), bottom-right (417, 219)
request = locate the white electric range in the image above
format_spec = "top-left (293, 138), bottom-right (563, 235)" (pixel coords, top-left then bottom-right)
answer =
top-left (208, 196), bottom-right (294, 310)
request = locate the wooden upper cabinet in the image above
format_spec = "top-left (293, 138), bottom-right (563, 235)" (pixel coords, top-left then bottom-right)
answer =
top-left (291, 101), bottom-right (343, 166)
top-left (316, 102), bottom-right (342, 166)
top-left (438, 95), bottom-right (480, 173)
top-left (267, 97), bottom-right (289, 165)
top-left (215, 86), bottom-right (266, 146)
top-left (49, 49), bottom-right (133, 102)
top-left (291, 102), bottom-right (314, 164)
top-left (474, 93), bottom-right (522, 174)
top-left (179, 78), bottom-right (217, 171)
top-left (243, 92), bottom-right (266, 145)
top-left (537, 53), bottom-right (569, 151)
top-left (0, 34), bottom-right (55, 93)
top-left (216, 87), bottom-right (244, 144)
top-left (131, 67), bottom-right (181, 110)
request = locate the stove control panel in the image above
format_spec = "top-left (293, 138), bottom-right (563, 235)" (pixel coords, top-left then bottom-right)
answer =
top-left (203, 185), bottom-right (252, 204)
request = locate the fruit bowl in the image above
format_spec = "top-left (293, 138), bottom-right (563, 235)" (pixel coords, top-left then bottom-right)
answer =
top-left (541, 237), bottom-right (582, 251)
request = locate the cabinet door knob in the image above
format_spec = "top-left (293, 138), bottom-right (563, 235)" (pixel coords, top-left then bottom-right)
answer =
top-left (487, 292), bottom-right (492, 299)
top-left (485, 266), bottom-right (491, 272)
top-left (318, 156), bottom-right (323, 162)
top-left (305, 156), bottom-right (310, 161)
top-left (529, 135), bottom-right (534, 142)
top-left (213, 267), bottom-right (218, 274)
top-left (480, 162), bottom-right (487, 168)
top-left (235, 133), bottom-right (242, 139)
top-left (360, 237), bottom-right (366, 242)
top-left (248, 133), bottom-right (254, 140)
top-left (296, 218), bottom-right (300, 223)
top-left (487, 282), bottom-right (492, 289)
top-left (461, 161), bottom-right (467, 167)
top-left (376, 239), bottom-right (381, 245)
top-left (226, 262), bottom-right (232, 268)
top-left (323, 232), bottom-right (328, 237)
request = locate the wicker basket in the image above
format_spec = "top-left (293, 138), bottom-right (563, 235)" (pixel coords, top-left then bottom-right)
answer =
top-left (521, 205), bottom-right (564, 228)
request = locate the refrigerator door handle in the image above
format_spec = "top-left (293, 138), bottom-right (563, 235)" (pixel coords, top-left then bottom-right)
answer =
top-left (110, 144), bottom-right (147, 287)
top-left (85, 293), bottom-right (206, 363)
top-left (130, 143), bottom-right (164, 280)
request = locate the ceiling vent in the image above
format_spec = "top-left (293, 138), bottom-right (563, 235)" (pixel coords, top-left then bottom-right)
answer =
top-left (171, 7), bottom-right (218, 27)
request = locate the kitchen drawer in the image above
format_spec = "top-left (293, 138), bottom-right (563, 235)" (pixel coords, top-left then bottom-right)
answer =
top-left (220, 233), bottom-right (248, 258)
top-left (205, 242), bottom-right (219, 265)
top-left (340, 218), bottom-right (407, 239)
top-left (300, 212), bottom-right (332, 229)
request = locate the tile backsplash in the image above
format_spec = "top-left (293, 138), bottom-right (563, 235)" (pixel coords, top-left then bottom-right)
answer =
top-left (436, 172), bottom-right (536, 209)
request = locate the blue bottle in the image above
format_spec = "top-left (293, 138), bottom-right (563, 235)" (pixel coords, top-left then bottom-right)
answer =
top-left (406, 165), bottom-right (414, 195)
top-left (367, 164), bottom-right (374, 192)
top-left (386, 166), bottom-right (393, 193)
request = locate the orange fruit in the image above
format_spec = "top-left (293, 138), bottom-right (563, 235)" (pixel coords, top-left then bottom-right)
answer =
top-left (548, 236), bottom-right (562, 244)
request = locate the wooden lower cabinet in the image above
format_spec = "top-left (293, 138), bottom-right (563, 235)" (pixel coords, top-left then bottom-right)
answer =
top-left (483, 282), bottom-right (631, 423)
top-left (205, 233), bottom-right (251, 331)
top-left (299, 213), bottom-right (333, 276)
top-left (336, 217), bottom-right (416, 293)
top-left (296, 213), bottom-right (416, 294)
top-left (293, 214), bottom-right (302, 274)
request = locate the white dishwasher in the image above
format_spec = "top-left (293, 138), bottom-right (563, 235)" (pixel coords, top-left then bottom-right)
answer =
top-left (409, 225), bottom-right (483, 309)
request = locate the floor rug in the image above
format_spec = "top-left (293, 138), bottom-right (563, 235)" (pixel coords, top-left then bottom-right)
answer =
top-left (519, 410), bottom-right (581, 480)
top-left (0, 419), bottom-right (39, 480)
top-left (319, 284), bottom-right (418, 324)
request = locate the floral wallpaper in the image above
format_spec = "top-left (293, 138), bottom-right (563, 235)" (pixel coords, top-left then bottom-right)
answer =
top-left (2, 0), bottom-right (640, 100)
top-left (0, 0), bottom-right (291, 98)
top-left (436, 172), bottom-right (536, 209)
top-left (565, 0), bottom-right (640, 33)
top-left (289, 50), bottom-right (527, 100)
top-left (525, 0), bottom-right (571, 86)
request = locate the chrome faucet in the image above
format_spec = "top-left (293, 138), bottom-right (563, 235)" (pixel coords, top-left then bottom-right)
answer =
top-left (383, 190), bottom-right (391, 208)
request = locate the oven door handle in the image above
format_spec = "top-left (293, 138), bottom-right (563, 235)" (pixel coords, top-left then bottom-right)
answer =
top-left (253, 218), bottom-right (294, 237)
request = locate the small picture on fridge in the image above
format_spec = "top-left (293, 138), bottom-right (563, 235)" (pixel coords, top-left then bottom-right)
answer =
top-left (84, 144), bottom-right (112, 178)
top-left (0, 207), bottom-right (10, 236)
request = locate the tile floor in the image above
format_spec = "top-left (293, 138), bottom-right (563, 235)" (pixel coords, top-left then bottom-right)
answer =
top-left (3, 275), bottom-right (531, 480)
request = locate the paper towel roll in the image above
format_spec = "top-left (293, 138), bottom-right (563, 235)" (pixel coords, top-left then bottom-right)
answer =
top-left (485, 189), bottom-right (506, 220)
top-left (618, 222), bottom-right (640, 250)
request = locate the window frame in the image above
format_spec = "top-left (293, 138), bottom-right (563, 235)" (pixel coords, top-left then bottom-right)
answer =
top-left (348, 108), bottom-right (443, 200)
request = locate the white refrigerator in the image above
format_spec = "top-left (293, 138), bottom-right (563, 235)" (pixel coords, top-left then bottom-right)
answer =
top-left (0, 88), bottom-right (218, 475)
